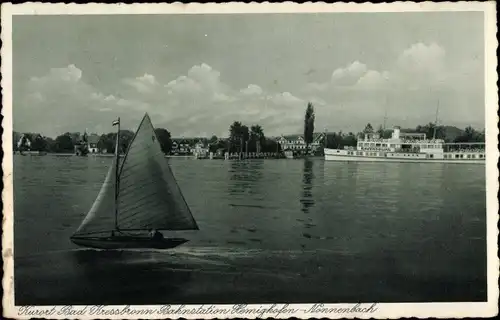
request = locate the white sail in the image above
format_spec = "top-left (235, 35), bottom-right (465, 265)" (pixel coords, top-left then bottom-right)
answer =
top-left (116, 113), bottom-right (198, 231)
top-left (73, 160), bottom-right (117, 236)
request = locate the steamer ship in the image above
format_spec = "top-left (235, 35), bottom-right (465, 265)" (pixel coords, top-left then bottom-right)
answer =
top-left (324, 126), bottom-right (485, 164)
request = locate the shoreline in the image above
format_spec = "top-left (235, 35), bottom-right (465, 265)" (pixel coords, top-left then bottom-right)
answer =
top-left (14, 152), bottom-right (324, 160)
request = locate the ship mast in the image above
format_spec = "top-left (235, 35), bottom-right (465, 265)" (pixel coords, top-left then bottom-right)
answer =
top-left (433, 100), bottom-right (440, 140)
top-left (382, 96), bottom-right (388, 138)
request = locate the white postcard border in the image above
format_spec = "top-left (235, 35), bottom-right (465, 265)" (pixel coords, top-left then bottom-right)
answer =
top-left (1, 2), bottom-right (498, 319)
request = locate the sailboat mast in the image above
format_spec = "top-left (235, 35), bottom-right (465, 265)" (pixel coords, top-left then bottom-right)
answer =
top-left (114, 117), bottom-right (121, 231)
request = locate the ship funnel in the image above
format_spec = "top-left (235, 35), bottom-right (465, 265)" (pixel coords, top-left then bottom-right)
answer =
top-left (392, 126), bottom-right (401, 139)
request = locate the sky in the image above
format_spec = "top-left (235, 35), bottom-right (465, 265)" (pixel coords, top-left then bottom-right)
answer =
top-left (12, 12), bottom-right (485, 138)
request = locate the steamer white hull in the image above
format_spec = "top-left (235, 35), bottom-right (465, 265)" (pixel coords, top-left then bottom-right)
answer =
top-left (324, 149), bottom-right (485, 164)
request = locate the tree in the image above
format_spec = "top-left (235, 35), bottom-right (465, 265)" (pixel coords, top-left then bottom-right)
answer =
top-left (155, 128), bottom-right (173, 154)
top-left (304, 102), bottom-right (315, 155)
top-left (66, 132), bottom-right (82, 145)
top-left (228, 121), bottom-right (250, 153)
top-left (31, 134), bottom-right (48, 152)
top-left (363, 123), bottom-right (374, 137)
top-left (454, 126), bottom-right (484, 143)
top-left (13, 131), bottom-right (21, 151)
top-left (415, 122), bottom-right (446, 140)
top-left (262, 138), bottom-right (281, 153)
top-left (377, 125), bottom-right (384, 136)
top-left (208, 135), bottom-right (221, 153)
top-left (119, 130), bottom-right (134, 153)
top-left (209, 135), bottom-right (218, 144)
top-left (55, 134), bottom-right (74, 152)
top-left (45, 137), bottom-right (57, 152)
top-left (98, 133), bottom-right (115, 153)
top-left (343, 132), bottom-right (358, 147)
top-left (325, 133), bottom-right (343, 149)
top-left (250, 125), bottom-right (265, 153)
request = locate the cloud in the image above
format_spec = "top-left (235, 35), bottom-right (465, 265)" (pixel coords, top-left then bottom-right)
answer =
top-left (306, 43), bottom-right (447, 93)
top-left (356, 70), bottom-right (390, 89)
top-left (30, 64), bottom-right (82, 84)
top-left (17, 65), bottom-right (151, 136)
top-left (240, 84), bottom-right (263, 95)
top-left (115, 64), bottom-right (309, 137)
top-left (331, 61), bottom-right (369, 86)
top-left (297, 42), bottom-right (483, 129)
top-left (270, 92), bottom-right (304, 105)
top-left (165, 75), bottom-right (203, 95)
top-left (123, 73), bottom-right (159, 93)
top-left (16, 42), bottom-right (483, 139)
top-left (396, 42), bottom-right (445, 75)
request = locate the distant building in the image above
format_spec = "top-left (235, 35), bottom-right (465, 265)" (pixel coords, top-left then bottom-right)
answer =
top-left (277, 132), bottom-right (326, 153)
top-left (171, 139), bottom-right (191, 155)
top-left (17, 134), bottom-right (32, 151)
top-left (193, 140), bottom-right (209, 159)
top-left (87, 134), bottom-right (100, 153)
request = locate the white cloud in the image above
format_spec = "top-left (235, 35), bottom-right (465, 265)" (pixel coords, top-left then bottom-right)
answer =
top-left (331, 61), bottom-right (368, 86)
top-left (270, 92), bottom-right (304, 106)
top-left (17, 43), bottom-right (483, 139)
top-left (30, 64), bottom-right (82, 84)
top-left (356, 70), bottom-right (390, 89)
top-left (396, 42), bottom-right (445, 74)
top-left (187, 63), bottom-right (222, 91)
top-left (17, 65), bottom-right (152, 136)
top-left (306, 43), bottom-right (448, 93)
top-left (123, 73), bottom-right (159, 93)
top-left (165, 75), bottom-right (202, 94)
top-left (240, 84), bottom-right (263, 95)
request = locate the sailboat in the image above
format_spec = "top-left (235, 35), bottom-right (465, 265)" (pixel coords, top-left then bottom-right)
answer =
top-left (70, 113), bottom-right (199, 249)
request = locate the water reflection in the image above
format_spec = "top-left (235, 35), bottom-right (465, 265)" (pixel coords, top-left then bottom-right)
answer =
top-left (14, 157), bottom-right (488, 303)
top-left (227, 160), bottom-right (264, 196)
top-left (300, 159), bottom-right (315, 214)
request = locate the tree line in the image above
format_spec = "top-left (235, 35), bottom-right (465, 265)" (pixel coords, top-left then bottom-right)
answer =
top-left (13, 128), bottom-right (175, 154)
top-left (226, 121), bottom-right (281, 154)
top-left (13, 102), bottom-right (485, 155)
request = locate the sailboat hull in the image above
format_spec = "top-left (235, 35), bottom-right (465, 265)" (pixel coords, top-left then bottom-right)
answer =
top-left (70, 236), bottom-right (189, 250)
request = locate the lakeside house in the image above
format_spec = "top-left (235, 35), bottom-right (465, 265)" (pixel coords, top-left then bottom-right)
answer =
top-left (193, 140), bottom-right (209, 159)
top-left (17, 134), bottom-right (32, 150)
top-left (276, 132), bottom-right (326, 153)
top-left (171, 138), bottom-right (192, 155)
top-left (87, 134), bottom-right (100, 153)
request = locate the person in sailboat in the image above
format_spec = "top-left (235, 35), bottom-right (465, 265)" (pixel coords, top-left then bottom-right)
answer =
top-left (149, 228), bottom-right (164, 241)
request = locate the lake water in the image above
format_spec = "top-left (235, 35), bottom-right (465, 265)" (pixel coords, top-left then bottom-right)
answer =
top-left (13, 155), bottom-right (487, 305)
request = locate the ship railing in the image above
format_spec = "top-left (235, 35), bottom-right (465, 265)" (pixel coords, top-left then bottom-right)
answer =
top-left (360, 147), bottom-right (391, 151)
top-left (363, 138), bottom-right (385, 142)
top-left (401, 139), bottom-right (443, 144)
top-left (446, 148), bottom-right (485, 153)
